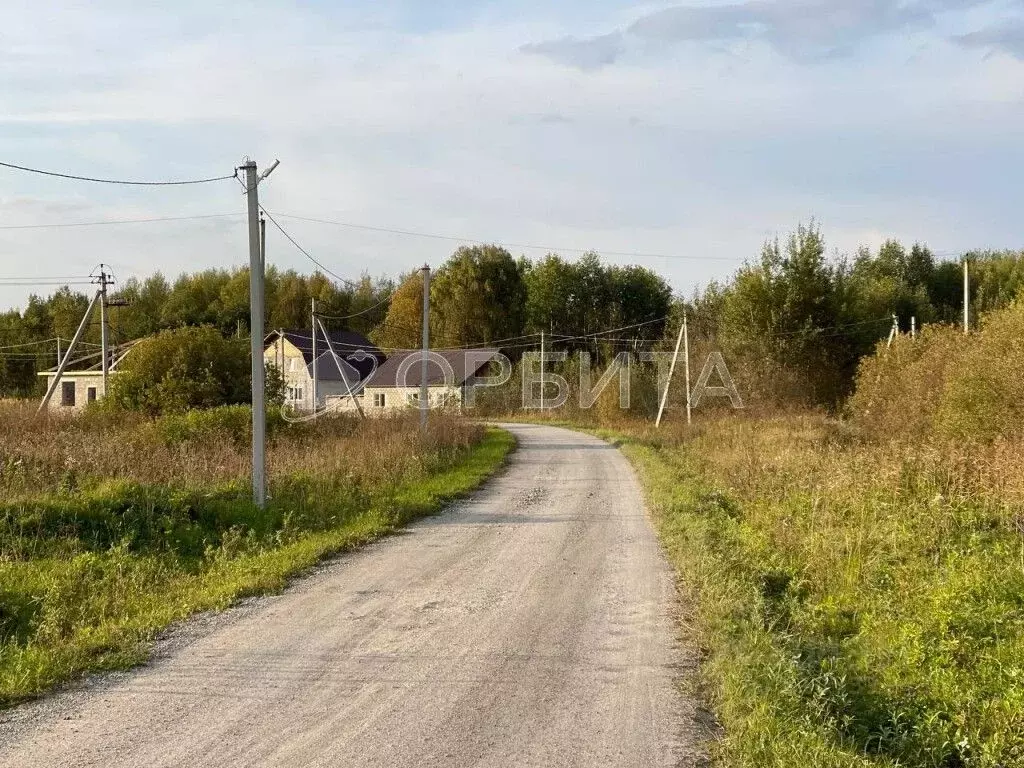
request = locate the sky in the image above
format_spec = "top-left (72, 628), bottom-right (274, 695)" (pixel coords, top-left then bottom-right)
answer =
top-left (1, 0), bottom-right (1022, 311)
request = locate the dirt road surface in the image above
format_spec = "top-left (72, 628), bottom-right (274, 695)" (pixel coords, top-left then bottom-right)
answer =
top-left (0, 423), bottom-right (705, 767)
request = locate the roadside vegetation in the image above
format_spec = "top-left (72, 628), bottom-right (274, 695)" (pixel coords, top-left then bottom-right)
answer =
top-left (612, 415), bottom-right (1022, 767)
top-left (552, 304), bottom-right (1024, 767)
top-left (0, 403), bottom-right (513, 707)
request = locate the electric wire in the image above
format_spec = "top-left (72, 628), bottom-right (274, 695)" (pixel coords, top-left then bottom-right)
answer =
top-left (0, 160), bottom-right (237, 186)
top-left (313, 291), bottom-right (395, 321)
top-left (274, 212), bottom-right (743, 263)
top-left (258, 205), bottom-right (362, 290)
top-left (0, 213), bottom-right (243, 231)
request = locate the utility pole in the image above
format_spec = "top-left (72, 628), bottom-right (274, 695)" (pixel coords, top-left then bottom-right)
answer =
top-left (886, 314), bottom-right (898, 349)
top-left (420, 264), bottom-right (430, 431)
top-left (311, 297), bottom-right (318, 414)
top-left (37, 291), bottom-right (101, 413)
top-left (656, 314), bottom-right (686, 428)
top-left (963, 258), bottom-right (970, 335)
top-left (241, 158), bottom-right (279, 508)
top-left (911, 316), bottom-right (916, 340)
top-left (540, 330), bottom-right (545, 411)
top-left (55, 336), bottom-right (61, 368)
top-left (317, 317), bottom-right (365, 418)
top-left (683, 311), bottom-right (692, 426)
top-left (95, 265), bottom-right (113, 394)
top-left (260, 214), bottom-right (266, 272)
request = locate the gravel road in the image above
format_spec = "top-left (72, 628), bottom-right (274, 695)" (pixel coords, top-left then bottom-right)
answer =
top-left (0, 423), bottom-right (705, 767)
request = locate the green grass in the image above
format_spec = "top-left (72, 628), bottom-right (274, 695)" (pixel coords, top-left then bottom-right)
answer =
top-left (596, 417), bottom-right (1024, 768)
top-left (0, 426), bottom-right (514, 708)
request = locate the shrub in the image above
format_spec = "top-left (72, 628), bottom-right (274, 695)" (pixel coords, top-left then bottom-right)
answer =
top-left (851, 302), bottom-right (1024, 444)
top-left (108, 326), bottom-right (251, 415)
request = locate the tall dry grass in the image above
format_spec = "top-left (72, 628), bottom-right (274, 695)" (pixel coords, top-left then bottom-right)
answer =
top-left (615, 410), bottom-right (1024, 767)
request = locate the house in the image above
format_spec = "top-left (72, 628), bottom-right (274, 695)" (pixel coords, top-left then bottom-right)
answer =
top-left (263, 329), bottom-right (384, 412)
top-left (37, 345), bottom-right (134, 413)
top-left (327, 348), bottom-right (500, 413)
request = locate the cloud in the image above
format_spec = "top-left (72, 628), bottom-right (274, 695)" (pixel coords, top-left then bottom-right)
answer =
top-left (519, 32), bottom-right (625, 71)
top-left (955, 21), bottom-right (1024, 58)
top-left (522, 0), bottom-right (994, 68)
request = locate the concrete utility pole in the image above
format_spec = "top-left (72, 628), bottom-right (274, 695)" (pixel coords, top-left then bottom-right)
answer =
top-left (317, 317), bottom-right (365, 419)
top-left (540, 330), bottom-right (545, 411)
top-left (886, 314), bottom-right (898, 349)
top-left (96, 265), bottom-right (112, 394)
top-left (241, 158), bottom-right (279, 508)
top-left (55, 337), bottom-right (61, 368)
top-left (311, 297), bottom-right (318, 414)
top-left (683, 311), bottom-right (692, 426)
top-left (963, 258), bottom-right (970, 334)
top-left (420, 264), bottom-right (430, 431)
top-left (656, 314), bottom-right (686, 429)
top-left (37, 290), bottom-right (101, 413)
top-left (260, 214), bottom-right (266, 272)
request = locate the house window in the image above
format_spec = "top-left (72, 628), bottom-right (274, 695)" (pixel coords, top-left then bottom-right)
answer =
top-left (373, 392), bottom-right (386, 407)
top-left (407, 392), bottom-right (421, 406)
top-left (87, 387), bottom-right (97, 403)
top-left (60, 381), bottom-right (76, 407)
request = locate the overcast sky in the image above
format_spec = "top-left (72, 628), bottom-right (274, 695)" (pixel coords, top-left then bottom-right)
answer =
top-left (1, 0), bottom-right (1022, 311)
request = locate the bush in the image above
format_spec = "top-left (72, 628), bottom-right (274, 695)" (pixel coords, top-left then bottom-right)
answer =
top-left (849, 324), bottom-right (969, 440)
top-left (108, 326), bottom-right (251, 415)
top-left (852, 301), bottom-right (1024, 444)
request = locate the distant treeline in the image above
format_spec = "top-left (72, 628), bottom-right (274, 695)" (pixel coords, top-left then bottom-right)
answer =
top-left (686, 224), bottom-right (1024, 406)
top-left (2, 227), bottom-right (1022, 404)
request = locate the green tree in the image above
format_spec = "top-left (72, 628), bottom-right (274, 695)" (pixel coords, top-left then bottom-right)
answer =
top-left (431, 245), bottom-right (527, 346)
top-left (372, 271), bottom-right (424, 350)
top-left (109, 326), bottom-right (252, 414)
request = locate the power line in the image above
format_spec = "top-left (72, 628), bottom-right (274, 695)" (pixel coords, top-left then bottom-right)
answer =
top-left (0, 160), bottom-right (237, 186)
top-left (0, 213), bottom-right (243, 231)
top-left (0, 282), bottom-right (94, 288)
top-left (274, 212), bottom-right (743, 263)
top-left (258, 205), bottom-right (362, 289)
top-left (314, 291), bottom-right (395, 321)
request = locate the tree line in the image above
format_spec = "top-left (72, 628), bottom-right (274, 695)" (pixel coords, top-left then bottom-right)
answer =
top-left (2, 228), bottom-right (1022, 406)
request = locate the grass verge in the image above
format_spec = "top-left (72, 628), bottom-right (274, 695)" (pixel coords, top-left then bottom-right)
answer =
top-left (0, 424), bottom-right (514, 709)
top-left (597, 417), bottom-right (1023, 768)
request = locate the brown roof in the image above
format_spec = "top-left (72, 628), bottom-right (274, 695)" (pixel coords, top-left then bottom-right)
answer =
top-left (364, 349), bottom-right (499, 389)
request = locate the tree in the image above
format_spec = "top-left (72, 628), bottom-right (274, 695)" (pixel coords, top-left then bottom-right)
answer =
top-left (431, 245), bottom-right (527, 347)
top-left (108, 326), bottom-right (252, 414)
top-left (372, 271), bottom-right (424, 350)
top-left (524, 254), bottom-right (579, 335)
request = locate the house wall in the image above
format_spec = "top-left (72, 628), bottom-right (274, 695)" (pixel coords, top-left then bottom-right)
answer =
top-left (265, 338), bottom-right (314, 412)
top-left (348, 385), bottom-right (463, 414)
top-left (40, 375), bottom-right (106, 413)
